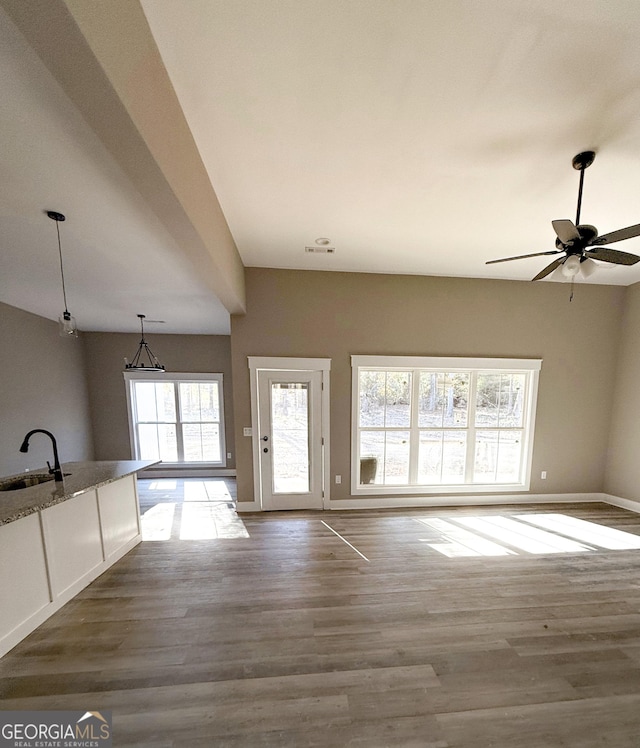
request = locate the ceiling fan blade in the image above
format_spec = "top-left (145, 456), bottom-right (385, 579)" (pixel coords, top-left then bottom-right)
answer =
top-left (552, 219), bottom-right (580, 244)
top-left (590, 223), bottom-right (640, 246)
top-left (486, 250), bottom-right (563, 265)
top-left (532, 257), bottom-right (565, 281)
top-left (585, 247), bottom-right (640, 265)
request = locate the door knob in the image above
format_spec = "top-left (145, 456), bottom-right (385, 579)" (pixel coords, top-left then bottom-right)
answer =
top-left (262, 435), bottom-right (269, 441)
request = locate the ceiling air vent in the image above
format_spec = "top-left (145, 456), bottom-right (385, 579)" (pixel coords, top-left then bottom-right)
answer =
top-left (305, 246), bottom-right (335, 254)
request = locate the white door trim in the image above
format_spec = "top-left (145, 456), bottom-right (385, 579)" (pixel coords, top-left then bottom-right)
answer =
top-left (248, 357), bottom-right (331, 511)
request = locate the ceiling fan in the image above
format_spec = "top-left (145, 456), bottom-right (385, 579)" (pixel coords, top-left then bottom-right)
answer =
top-left (486, 151), bottom-right (640, 281)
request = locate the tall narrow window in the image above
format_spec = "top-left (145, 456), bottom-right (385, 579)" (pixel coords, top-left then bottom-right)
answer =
top-left (124, 373), bottom-right (225, 466)
top-left (352, 356), bottom-right (541, 495)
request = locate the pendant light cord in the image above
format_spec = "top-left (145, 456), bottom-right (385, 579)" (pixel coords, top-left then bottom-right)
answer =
top-left (55, 219), bottom-right (69, 314)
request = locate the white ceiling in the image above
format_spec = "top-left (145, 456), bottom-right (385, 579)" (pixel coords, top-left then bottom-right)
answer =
top-left (3, 1), bottom-right (640, 334)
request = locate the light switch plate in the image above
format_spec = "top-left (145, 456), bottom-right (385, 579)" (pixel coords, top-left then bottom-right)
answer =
top-left (243, 427), bottom-right (252, 437)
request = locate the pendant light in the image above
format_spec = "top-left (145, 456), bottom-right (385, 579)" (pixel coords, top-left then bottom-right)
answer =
top-left (47, 210), bottom-right (78, 337)
top-left (124, 314), bottom-right (165, 371)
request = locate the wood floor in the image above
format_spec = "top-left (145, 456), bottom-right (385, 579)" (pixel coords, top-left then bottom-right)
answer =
top-left (2, 480), bottom-right (640, 746)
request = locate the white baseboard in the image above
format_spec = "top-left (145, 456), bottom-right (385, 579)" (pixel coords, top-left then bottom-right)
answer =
top-left (236, 492), bottom-right (640, 515)
top-left (601, 493), bottom-right (640, 514)
top-left (236, 501), bottom-right (261, 513)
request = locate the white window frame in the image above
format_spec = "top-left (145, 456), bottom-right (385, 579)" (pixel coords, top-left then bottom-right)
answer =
top-left (124, 371), bottom-right (226, 467)
top-left (351, 355), bottom-right (542, 495)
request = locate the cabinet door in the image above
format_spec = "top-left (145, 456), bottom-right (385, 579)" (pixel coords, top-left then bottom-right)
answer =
top-left (41, 491), bottom-right (103, 598)
top-left (97, 475), bottom-right (140, 559)
top-left (0, 514), bottom-right (50, 647)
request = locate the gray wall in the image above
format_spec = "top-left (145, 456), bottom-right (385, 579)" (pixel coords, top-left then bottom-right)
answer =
top-left (231, 268), bottom-right (625, 504)
top-left (83, 332), bottom-right (235, 467)
top-left (605, 281), bottom-right (640, 501)
top-left (0, 301), bottom-right (94, 476)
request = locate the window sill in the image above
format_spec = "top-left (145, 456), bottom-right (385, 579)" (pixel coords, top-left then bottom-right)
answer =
top-left (141, 461), bottom-right (226, 469)
top-left (352, 481), bottom-right (530, 495)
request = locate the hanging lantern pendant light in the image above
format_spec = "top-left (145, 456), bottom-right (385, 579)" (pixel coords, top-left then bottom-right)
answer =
top-left (125, 314), bottom-right (165, 371)
top-left (46, 210), bottom-right (78, 337)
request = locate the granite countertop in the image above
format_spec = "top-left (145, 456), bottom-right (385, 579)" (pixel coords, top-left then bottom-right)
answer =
top-left (0, 460), bottom-right (158, 526)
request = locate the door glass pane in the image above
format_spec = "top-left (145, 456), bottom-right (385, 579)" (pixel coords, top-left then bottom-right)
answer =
top-left (271, 382), bottom-right (310, 494)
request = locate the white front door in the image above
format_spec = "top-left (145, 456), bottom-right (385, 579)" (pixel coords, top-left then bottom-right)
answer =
top-left (250, 359), bottom-right (330, 511)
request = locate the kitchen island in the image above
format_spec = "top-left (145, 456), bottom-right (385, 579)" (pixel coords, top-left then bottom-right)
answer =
top-left (0, 460), bottom-right (156, 657)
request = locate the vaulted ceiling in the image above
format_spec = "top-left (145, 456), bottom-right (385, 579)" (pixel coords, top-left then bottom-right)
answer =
top-left (3, 0), bottom-right (640, 333)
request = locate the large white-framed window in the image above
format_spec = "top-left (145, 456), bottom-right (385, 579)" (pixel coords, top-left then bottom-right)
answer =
top-left (124, 372), bottom-right (226, 467)
top-left (352, 356), bottom-right (542, 495)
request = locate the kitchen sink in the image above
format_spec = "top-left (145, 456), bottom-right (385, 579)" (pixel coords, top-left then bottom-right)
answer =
top-left (0, 473), bottom-right (56, 491)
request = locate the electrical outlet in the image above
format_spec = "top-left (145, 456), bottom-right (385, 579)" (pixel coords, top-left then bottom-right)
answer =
top-left (335, 475), bottom-right (342, 484)
top-left (541, 471), bottom-right (547, 479)
top-left (227, 452), bottom-right (232, 460)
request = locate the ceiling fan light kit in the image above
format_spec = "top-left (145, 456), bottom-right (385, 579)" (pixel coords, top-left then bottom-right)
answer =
top-left (561, 254), bottom-right (581, 278)
top-left (486, 151), bottom-right (640, 289)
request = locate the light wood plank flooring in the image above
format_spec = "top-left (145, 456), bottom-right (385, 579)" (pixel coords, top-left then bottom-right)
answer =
top-left (2, 482), bottom-right (640, 746)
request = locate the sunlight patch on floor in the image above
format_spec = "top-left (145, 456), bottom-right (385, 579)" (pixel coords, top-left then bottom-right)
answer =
top-left (457, 516), bottom-right (592, 554)
top-left (415, 513), bottom-right (640, 557)
top-left (180, 502), bottom-right (249, 539)
top-left (416, 518), bottom-right (515, 557)
top-left (516, 513), bottom-right (640, 550)
top-left (184, 480), bottom-right (234, 502)
top-left (141, 502), bottom-right (176, 541)
top-left (141, 499), bottom-right (248, 541)
top-left (148, 480), bottom-right (177, 490)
